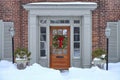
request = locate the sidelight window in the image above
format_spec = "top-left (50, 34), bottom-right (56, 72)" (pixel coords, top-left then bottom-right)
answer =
top-left (73, 27), bottom-right (80, 57)
top-left (40, 27), bottom-right (47, 57)
top-left (73, 17), bottom-right (81, 58)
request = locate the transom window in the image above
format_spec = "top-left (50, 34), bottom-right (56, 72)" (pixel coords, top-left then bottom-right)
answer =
top-left (50, 20), bottom-right (70, 24)
top-left (74, 20), bottom-right (80, 24)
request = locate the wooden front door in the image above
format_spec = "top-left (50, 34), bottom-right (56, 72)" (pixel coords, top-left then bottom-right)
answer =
top-left (50, 26), bottom-right (70, 69)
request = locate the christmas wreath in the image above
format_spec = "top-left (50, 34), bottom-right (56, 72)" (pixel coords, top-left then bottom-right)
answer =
top-left (52, 35), bottom-right (68, 49)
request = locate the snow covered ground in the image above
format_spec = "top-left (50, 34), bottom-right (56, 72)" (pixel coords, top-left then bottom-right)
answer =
top-left (0, 60), bottom-right (120, 80)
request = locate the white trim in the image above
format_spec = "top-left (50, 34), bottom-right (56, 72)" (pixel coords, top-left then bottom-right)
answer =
top-left (70, 19), bottom-right (73, 67)
top-left (23, 2), bottom-right (97, 68)
top-left (23, 2), bottom-right (97, 10)
top-left (29, 2), bottom-right (96, 5)
top-left (118, 20), bottom-right (120, 60)
top-left (38, 17), bottom-right (82, 67)
top-left (47, 20), bottom-right (50, 67)
top-left (39, 16), bottom-right (84, 67)
top-left (81, 14), bottom-right (92, 67)
top-left (72, 18), bottom-right (81, 59)
top-left (117, 23), bottom-right (119, 61)
top-left (29, 14), bottom-right (38, 64)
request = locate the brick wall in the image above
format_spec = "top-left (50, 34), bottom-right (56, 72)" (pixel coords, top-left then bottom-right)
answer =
top-left (92, 0), bottom-right (120, 51)
top-left (0, 0), bottom-right (21, 50)
top-left (0, 0), bottom-right (120, 51)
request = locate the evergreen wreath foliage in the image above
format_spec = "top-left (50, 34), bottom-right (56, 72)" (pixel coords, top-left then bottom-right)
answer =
top-left (52, 35), bottom-right (68, 49)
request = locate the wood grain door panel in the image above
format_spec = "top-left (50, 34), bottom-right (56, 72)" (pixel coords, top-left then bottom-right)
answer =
top-left (50, 26), bottom-right (70, 69)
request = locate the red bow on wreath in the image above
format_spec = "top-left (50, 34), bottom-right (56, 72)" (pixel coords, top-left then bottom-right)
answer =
top-left (53, 35), bottom-right (67, 49)
top-left (58, 36), bottom-right (64, 48)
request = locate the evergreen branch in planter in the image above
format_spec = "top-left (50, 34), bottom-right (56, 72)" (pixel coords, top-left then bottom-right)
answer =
top-left (15, 48), bottom-right (31, 69)
top-left (15, 48), bottom-right (31, 60)
top-left (92, 48), bottom-right (106, 60)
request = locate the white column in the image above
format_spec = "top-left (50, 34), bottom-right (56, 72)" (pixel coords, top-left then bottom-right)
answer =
top-left (28, 13), bottom-right (38, 64)
top-left (82, 14), bottom-right (92, 68)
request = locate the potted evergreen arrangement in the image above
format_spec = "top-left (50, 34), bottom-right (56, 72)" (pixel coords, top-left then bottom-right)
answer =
top-left (15, 48), bottom-right (31, 69)
top-left (92, 48), bottom-right (106, 60)
top-left (92, 48), bottom-right (106, 69)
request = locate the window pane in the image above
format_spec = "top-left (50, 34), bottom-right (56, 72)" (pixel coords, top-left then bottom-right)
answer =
top-left (63, 29), bottom-right (67, 35)
top-left (74, 43), bottom-right (80, 48)
top-left (50, 20), bottom-right (69, 24)
top-left (60, 20), bottom-right (64, 23)
top-left (74, 27), bottom-right (80, 34)
top-left (40, 20), bottom-right (47, 24)
top-left (50, 20), bottom-right (55, 23)
top-left (40, 50), bottom-right (46, 57)
top-left (65, 20), bottom-right (69, 23)
top-left (52, 29), bottom-right (57, 35)
top-left (40, 42), bottom-right (45, 49)
top-left (40, 35), bottom-right (46, 41)
top-left (40, 27), bottom-right (46, 33)
top-left (74, 35), bottom-right (80, 41)
top-left (58, 29), bottom-right (62, 35)
top-left (74, 20), bottom-right (80, 24)
top-left (52, 49), bottom-right (57, 54)
top-left (74, 50), bottom-right (80, 57)
top-left (57, 49), bottom-right (62, 54)
top-left (56, 20), bottom-right (60, 23)
top-left (63, 49), bottom-right (67, 54)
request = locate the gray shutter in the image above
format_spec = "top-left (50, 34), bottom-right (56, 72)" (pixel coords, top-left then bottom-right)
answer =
top-left (108, 22), bottom-right (119, 62)
top-left (2, 22), bottom-right (13, 61)
top-left (0, 20), bottom-right (4, 60)
top-left (118, 20), bottom-right (120, 61)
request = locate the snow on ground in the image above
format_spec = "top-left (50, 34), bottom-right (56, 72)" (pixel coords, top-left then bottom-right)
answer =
top-left (0, 60), bottom-right (63, 80)
top-left (0, 60), bottom-right (120, 80)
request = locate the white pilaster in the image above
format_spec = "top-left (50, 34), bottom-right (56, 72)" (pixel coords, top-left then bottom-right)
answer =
top-left (28, 13), bottom-right (38, 64)
top-left (82, 14), bottom-right (92, 68)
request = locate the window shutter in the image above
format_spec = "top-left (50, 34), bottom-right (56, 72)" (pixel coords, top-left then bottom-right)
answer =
top-left (118, 20), bottom-right (120, 61)
top-left (0, 20), bottom-right (3, 60)
top-left (108, 22), bottom-right (119, 62)
top-left (2, 22), bottom-right (14, 61)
